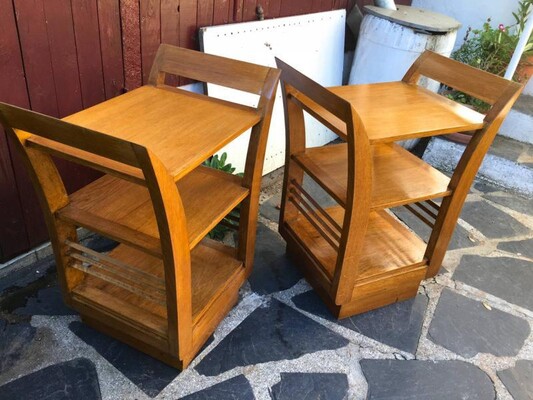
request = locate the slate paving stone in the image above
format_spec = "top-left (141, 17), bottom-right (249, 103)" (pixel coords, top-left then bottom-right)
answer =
top-left (497, 238), bottom-right (533, 260)
top-left (69, 321), bottom-right (180, 397)
top-left (260, 193), bottom-right (282, 223)
top-left (392, 207), bottom-right (478, 250)
top-left (195, 299), bottom-right (349, 376)
top-left (460, 201), bottom-right (530, 239)
top-left (269, 372), bottom-right (348, 400)
top-left (14, 285), bottom-right (75, 316)
top-left (428, 289), bottom-right (530, 357)
top-left (81, 234), bottom-right (119, 253)
top-left (248, 224), bottom-right (303, 295)
top-left (292, 291), bottom-right (427, 354)
top-left (483, 193), bottom-right (533, 216)
top-left (453, 255), bottom-right (533, 311)
top-left (473, 180), bottom-right (501, 193)
top-left (0, 257), bottom-right (56, 296)
top-left (497, 360), bottom-right (533, 400)
top-left (0, 358), bottom-right (101, 400)
top-left (180, 375), bottom-right (255, 400)
top-left (0, 319), bottom-right (37, 373)
top-left (360, 359), bottom-right (495, 400)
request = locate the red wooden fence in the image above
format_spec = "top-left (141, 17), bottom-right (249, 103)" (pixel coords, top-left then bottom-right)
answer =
top-left (0, 0), bottom-right (410, 262)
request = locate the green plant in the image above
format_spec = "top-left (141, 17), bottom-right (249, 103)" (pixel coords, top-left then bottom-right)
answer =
top-left (448, 0), bottom-right (533, 111)
top-left (203, 152), bottom-right (237, 174)
top-left (203, 152), bottom-right (241, 241)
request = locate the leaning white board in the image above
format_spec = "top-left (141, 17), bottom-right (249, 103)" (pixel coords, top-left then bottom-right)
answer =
top-left (200, 10), bottom-right (345, 175)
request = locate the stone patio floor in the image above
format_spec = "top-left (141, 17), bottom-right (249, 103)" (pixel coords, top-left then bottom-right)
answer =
top-left (0, 170), bottom-right (532, 399)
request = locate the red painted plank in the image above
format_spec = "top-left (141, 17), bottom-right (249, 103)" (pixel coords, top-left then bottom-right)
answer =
top-left (311, 0), bottom-right (334, 13)
top-left (43, 0), bottom-right (84, 117)
top-left (261, 0), bottom-right (282, 18)
top-left (242, 0), bottom-right (257, 21)
top-left (12, 0), bottom-right (59, 246)
top-left (14, 0), bottom-right (59, 116)
top-left (98, 0), bottom-right (125, 98)
top-left (161, 0), bottom-right (180, 86)
top-left (180, 0), bottom-right (199, 50)
top-left (231, 0), bottom-right (244, 22)
top-left (140, 0), bottom-right (161, 84)
top-left (161, 0), bottom-right (181, 45)
top-left (120, 0), bottom-right (143, 91)
top-left (279, 0), bottom-right (313, 17)
top-left (43, 0), bottom-right (102, 200)
top-left (0, 0), bottom-right (31, 260)
top-left (72, 0), bottom-right (106, 108)
top-left (198, 0), bottom-right (215, 28)
top-left (213, 0), bottom-right (230, 25)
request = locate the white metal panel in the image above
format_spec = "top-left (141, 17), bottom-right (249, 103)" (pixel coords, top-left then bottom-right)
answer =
top-left (200, 10), bottom-right (346, 174)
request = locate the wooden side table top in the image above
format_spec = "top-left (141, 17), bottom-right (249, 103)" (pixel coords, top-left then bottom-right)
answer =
top-left (28, 85), bottom-right (261, 182)
top-left (291, 81), bottom-right (485, 144)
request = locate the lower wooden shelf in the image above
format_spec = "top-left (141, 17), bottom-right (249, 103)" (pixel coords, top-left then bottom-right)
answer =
top-left (284, 205), bottom-right (427, 283)
top-left (283, 205), bottom-right (428, 318)
top-left (70, 237), bottom-right (245, 351)
top-left (292, 142), bottom-right (451, 210)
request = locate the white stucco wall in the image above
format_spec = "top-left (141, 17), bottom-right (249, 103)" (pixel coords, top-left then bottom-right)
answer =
top-left (412, 0), bottom-right (519, 49)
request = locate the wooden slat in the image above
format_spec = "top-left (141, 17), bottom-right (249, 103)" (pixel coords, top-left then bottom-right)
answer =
top-left (403, 51), bottom-right (516, 105)
top-left (98, 0), bottom-right (125, 98)
top-left (404, 204), bottom-right (434, 228)
top-left (0, 104), bottom-right (140, 167)
top-left (57, 165), bottom-right (249, 251)
top-left (66, 241), bottom-right (164, 286)
top-left (140, 0), bottom-right (162, 85)
top-left (0, 0), bottom-right (31, 259)
top-left (120, 0), bottom-right (143, 90)
top-left (261, 0), bottom-right (282, 18)
top-left (213, 0), bottom-right (231, 24)
top-left (290, 179), bottom-right (342, 233)
top-left (26, 135), bottom-right (145, 185)
top-left (73, 239), bottom-right (243, 330)
top-left (414, 201), bottom-right (438, 219)
top-left (43, 0), bottom-right (84, 117)
top-left (42, 0), bottom-right (103, 196)
top-left (71, 0), bottom-right (106, 108)
top-left (70, 257), bottom-right (166, 305)
top-left (290, 93), bottom-right (348, 140)
top-left (11, 0), bottom-right (59, 246)
top-left (180, 0), bottom-right (199, 50)
top-left (289, 194), bottom-right (340, 250)
top-left (231, 0), bottom-right (244, 22)
top-left (286, 206), bottom-right (426, 282)
top-left (152, 44), bottom-right (270, 95)
top-left (311, 0), bottom-right (334, 13)
top-left (198, 0), bottom-right (215, 27)
top-left (280, 0), bottom-right (313, 16)
top-left (161, 0), bottom-right (181, 87)
top-left (293, 142), bottom-right (452, 210)
top-left (242, 0), bottom-right (257, 21)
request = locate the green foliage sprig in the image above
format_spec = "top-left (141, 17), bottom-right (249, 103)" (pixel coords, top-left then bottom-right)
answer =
top-left (203, 153), bottom-right (242, 241)
top-left (447, 0), bottom-right (533, 111)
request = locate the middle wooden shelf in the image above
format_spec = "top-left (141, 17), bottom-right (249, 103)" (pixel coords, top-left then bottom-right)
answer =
top-left (57, 165), bottom-right (249, 257)
top-left (292, 142), bottom-right (452, 210)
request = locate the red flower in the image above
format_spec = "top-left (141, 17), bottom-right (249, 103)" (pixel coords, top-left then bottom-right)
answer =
top-left (498, 23), bottom-right (506, 32)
